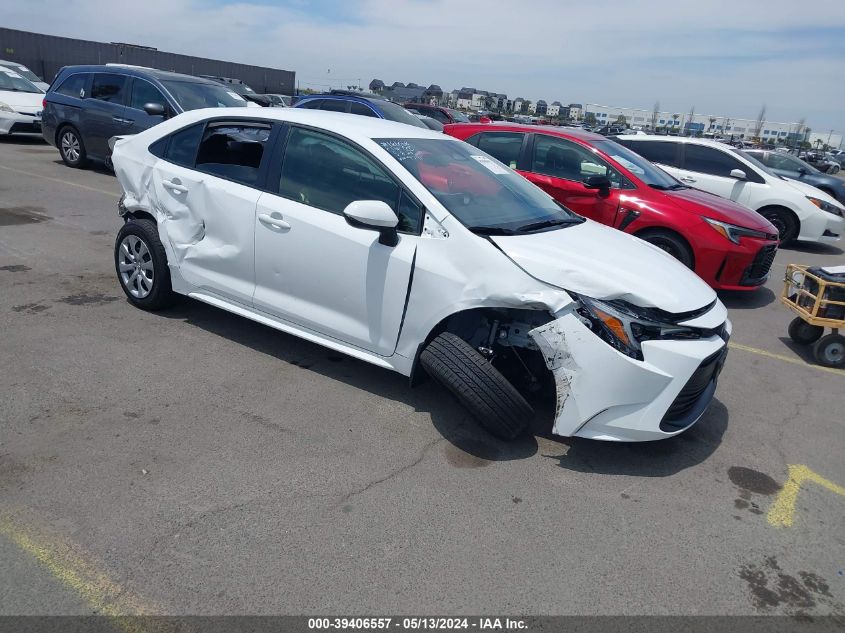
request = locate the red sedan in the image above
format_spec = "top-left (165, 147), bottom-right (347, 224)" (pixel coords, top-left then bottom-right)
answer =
top-left (444, 124), bottom-right (780, 291)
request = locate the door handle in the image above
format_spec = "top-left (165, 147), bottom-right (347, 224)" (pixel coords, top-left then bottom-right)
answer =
top-left (680, 176), bottom-right (697, 183)
top-left (258, 213), bottom-right (291, 231)
top-left (162, 179), bottom-right (188, 193)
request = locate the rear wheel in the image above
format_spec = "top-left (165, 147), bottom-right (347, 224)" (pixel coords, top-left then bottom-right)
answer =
top-left (788, 317), bottom-right (823, 345)
top-left (420, 332), bottom-right (532, 439)
top-left (114, 219), bottom-right (175, 310)
top-left (637, 229), bottom-right (694, 269)
top-left (759, 207), bottom-right (798, 244)
top-left (814, 334), bottom-right (845, 368)
top-left (58, 126), bottom-right (89, 168)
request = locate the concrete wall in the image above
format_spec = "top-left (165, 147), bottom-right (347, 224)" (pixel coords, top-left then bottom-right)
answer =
top-left (0, 27), bottom-right (295, 95)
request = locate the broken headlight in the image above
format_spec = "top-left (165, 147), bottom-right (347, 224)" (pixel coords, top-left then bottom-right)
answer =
top-left (572, 295), bottom-right (718, 360)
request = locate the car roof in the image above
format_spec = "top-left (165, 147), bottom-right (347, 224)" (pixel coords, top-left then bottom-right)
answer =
top-left (55, 64), bottom-right (220, 85)
top-left (446, 122), bottom-right (607, 142)
top-left (299, 93), bottom-right (385, 103)
top-left (616, 134), bottom-right (737, 150)
top-left (163, 107), bottom-right (449, 144)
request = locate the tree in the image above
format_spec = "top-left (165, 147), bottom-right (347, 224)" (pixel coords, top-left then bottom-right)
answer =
top-left (753, 104), bottom-right (767, 141)
top-left (651, 101), bottom-right (660, 131)
top-left (585, 112), bottom-right (597, 126)
top-left (684, 105), bottom-right (695, 136)
top-left (709, 116), bottom-right (717, 131)
top-left (615, 114), bottom-right (627, 125)
top-left (671, 113), bottom-right (680, 131)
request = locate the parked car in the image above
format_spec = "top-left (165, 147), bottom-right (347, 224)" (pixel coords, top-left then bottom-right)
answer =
top-left (111, 108), bottom-right (730, 442)
top-left (445, 123), bottom-right (779, 291)
top-left (263, 94), bottom-right (292, 107)
top-left (294, 92), bottom-right (428, 129)
top-left (0, 67), bottom-right (44, 136)
top-left (595, 124), bottom-right (628, 136)
top-left (407, 111), bottom-right (444, 132)
top-left (0, 59), bottom-right (49, 91)
top-left (745, 149), bottom-right (845, 203)
top-left (42, 64), bottom-right (249, 169)
top-left (615, 135), bottom-right (845, 245)
top-left (402, 103), bottom-right (470, 124)
top-left (798, 150), bottom-right (840, 174)
top-left (199, 76), bottom-right (267, 107)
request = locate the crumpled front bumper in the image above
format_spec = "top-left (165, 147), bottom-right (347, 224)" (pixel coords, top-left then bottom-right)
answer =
top-left (529, 310), bottom-right (730, 442)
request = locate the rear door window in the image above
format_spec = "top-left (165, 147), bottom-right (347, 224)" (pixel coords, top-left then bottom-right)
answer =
top-left (164, 123), bottom-right (205, 167)
top-left (320, 99), bottom-right (349, 113)
top-left (617, 139), bottom-right (680, 167)
top-left (55, 73), bottom-right (88, 98)
top-left (299, 99), bottom-right (323, 110)
top-left (195, 123), bottom-right (272, 186)
top-left (91, 73), bottom-right (127, 104)
top-left (470, 132), bottom-right (525, 169)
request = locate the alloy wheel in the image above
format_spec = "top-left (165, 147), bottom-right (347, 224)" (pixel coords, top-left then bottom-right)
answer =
top-left (61, 131), bottom-right (80, 163)
top-left (117, 235), bottom-right (154, 299)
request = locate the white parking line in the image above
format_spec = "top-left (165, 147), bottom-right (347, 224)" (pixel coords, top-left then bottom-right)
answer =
top-left (0, 164), bottom-right (118, 197)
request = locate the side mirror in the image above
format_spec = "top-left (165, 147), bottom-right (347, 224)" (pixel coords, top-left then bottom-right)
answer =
top-left (143, 102), bottom-right (166, 117)
top-left (797, 167), bottom-right (807, 175)
top-left (343, 200), bottom-right (399, 247)
top-left (729, 168), bottom-right (747, 180)
top-left (583, 174), bottom-right (612, 191)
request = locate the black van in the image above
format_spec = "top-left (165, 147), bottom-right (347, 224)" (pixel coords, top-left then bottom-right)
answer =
top-left (42, 64), bottom-right (250, 169)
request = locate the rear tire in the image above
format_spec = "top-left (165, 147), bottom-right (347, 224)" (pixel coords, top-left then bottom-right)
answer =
top-left (637, 229), bottom-right (694, 269)
top-left (114, 219), bottom-right (175, 311)
top-left (58, 125), bottom-right (89, 168)
top-left (814, 334), bottom-right (845, 368)
top-left (788, 317), bottom-right (823, 345)
top-left (420, 332), bottom-right (532, 440)
top-left (759, 207), bottom-right (798, 244)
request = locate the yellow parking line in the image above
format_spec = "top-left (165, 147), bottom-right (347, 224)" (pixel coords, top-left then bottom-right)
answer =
top-left (0, 164), bottom-right (118, 197)
top-left (0, 515), bottom-right (159, 630)
top-left (768, 464), bottom-right (845, 527)
top-left (728, 342), bottom-right (845, 376)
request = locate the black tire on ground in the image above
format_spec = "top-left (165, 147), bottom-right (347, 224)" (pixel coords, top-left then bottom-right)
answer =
top-left (637, 229), bottom-right (694, 269)
top-left (114, 218), bottom-right (176, 311)
top-left (420, 332), bottom-right (533, 440)
top-left (788, 317), bottom-right (824, 345)
top-left (759, 207), bottom-right (799, 244)
top-left (58, 125), bottom-right (89, 169)
top-left (814, 333), bottom-right (845, 368)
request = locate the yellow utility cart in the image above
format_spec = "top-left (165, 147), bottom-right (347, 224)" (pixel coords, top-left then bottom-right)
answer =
top-left (782, 264), bottom-right (845, 368)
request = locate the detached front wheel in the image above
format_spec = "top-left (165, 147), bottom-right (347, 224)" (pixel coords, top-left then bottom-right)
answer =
top-left (420, 332), bottom-right (532, 439)
top-left (815, 334), bottom-right (845, 368)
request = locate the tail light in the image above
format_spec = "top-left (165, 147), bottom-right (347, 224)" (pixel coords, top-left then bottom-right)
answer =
top-left (42, 98), bottom-right (47, 109)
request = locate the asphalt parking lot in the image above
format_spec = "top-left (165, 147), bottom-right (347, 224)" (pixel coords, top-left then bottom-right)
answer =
top-left (1, 134), bottom-right (844, 617)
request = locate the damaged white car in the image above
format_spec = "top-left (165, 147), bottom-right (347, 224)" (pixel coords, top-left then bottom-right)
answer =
top-left (112, 108), bottom-right (730, 442)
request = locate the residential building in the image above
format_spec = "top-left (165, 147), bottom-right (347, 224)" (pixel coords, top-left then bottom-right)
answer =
top-left (568, 104), bottom-right (583, 121)
top-left (547, 101), bottom-right (561, 117)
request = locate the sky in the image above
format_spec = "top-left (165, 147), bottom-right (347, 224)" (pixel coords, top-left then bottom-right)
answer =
top-left (6, 0), bottom-right (845, 131)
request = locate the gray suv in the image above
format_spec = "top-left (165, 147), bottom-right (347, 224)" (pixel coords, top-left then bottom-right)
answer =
top-left (42, 64), bottom-right (248, 169)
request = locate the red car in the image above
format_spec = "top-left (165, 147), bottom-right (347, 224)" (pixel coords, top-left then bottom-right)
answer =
top-left (445, 124), bottom-right (779, 291)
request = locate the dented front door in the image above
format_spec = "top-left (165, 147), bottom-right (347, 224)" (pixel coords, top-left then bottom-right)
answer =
top-left (152, 161), bottom-right (259, 305)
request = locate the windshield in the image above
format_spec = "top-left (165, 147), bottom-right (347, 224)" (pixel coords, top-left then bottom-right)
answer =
top-left (447, 108), bottom-right (470, 123)
top-left (1, 63), bottom-right (41, 84)
top-left (375, 100), bottom-right (429, 129)
top-left (160, 80), bottom-right (248, 110)
top-left (592, 139), bottom-right (681, 189)
top-left (377, 137), bottom-right (582, 233)
top-left (773, 152), bottom-right (821, 174)
top-left (0, 67), bottom-right (43, 93)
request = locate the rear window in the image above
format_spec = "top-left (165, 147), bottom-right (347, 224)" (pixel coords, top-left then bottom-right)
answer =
top-left (55, 73), bottom-right (88, 98)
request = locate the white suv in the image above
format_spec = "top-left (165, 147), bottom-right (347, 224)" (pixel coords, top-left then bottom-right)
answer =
top-left (112, 108), bottom-right (730, 442)
top-left (616, 135), bottom-right (845, 245)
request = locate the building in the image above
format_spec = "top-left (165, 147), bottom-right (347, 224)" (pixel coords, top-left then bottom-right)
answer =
top-left (534, 100), bottom-right (548, 116)
top-left (547, 101), bottom-right (561, 117)
top-left (568, 104), bottom-right (583, 121)
top-left (0, 27), bottom-right (295, 94)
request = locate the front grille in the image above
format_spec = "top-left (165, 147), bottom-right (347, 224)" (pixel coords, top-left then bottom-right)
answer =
top-left (741, 244), bottom-right (777, 286)
top-left (660, 347), bottom-right (727, 432)
top-left (9, 121), bottom-right (41, 134)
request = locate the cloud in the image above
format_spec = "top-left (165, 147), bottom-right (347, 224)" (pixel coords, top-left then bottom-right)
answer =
top-left (5, 0), bottom-right (845, 130)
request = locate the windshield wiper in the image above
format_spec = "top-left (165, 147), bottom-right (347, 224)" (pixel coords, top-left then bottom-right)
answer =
top-left (466, 225), bottom-right (520, 236)
top-left (666, 183), bottom-right (689, 190)
top-left (516, 217), bottom-right (583, 233)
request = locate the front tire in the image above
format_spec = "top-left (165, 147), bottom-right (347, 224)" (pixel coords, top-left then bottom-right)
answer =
top-left (637, 229), bottom-right (694, 269)
top-left (788, 317), bottom-right (823, 345)
top-left (814, 334), bottom-right (845, 368)
top-left (759, 207), bottom-right (798, 244)
top-left (420, 332), bottom-right (532, 439)
top-left (114, 219), bottom-right (175, 311)
top-left (58, 126), bottom-right (89, 168)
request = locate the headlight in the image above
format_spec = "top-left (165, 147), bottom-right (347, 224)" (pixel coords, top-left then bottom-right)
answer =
top-left (703, 217), bottom-right (771, 244)
top-left (572, 294), bottom-right (726, 360)
top-left (0, 102), bottom-right (15, 114)
top-left (807, 196), bottom-right (844, 217)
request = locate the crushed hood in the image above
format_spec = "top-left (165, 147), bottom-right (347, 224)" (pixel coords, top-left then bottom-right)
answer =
top-left (665, 187), bottom-right (776, 233)
top-left (0, 90), bottom-right (43, 112)
top-left (491, 220), bottom-right (717, 314)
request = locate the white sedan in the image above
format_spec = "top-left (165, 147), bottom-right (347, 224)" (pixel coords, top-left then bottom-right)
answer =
top-left (112, 108), bottom-right (730, 442)
top-left (0, 67), bottom-right (44, 136)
